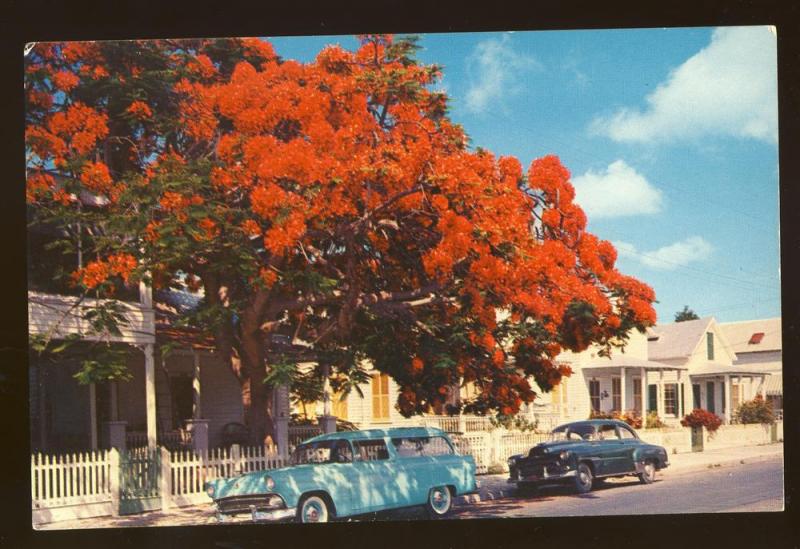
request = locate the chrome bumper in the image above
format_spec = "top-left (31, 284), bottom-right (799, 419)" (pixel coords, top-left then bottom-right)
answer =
top-left (215, 505), bottom-right (296, 523)
top-left (508, 469), bottom-right (576, 484)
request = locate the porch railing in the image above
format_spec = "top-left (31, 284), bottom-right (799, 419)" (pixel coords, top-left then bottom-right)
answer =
top-left (126, 429), bottom-right (192, 450)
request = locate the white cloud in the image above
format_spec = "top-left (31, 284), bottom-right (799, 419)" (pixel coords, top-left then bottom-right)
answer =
top-left (465, 34), bottom-right (540, 113)
top-left (591, 26), bottom-right (777, 144)
top-left (572, 160), bottom-right (663, 218)
top-left (614, 236), bottom-right (713, 270)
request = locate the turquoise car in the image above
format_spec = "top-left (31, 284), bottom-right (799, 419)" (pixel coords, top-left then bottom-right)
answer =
top-left (204, 426), bottom-right (478, 523)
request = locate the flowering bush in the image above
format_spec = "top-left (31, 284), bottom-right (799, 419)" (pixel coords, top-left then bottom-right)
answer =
top-left (735, 394), bottom-right (775, 425)
top-left (680, 408), bottom-right (722, 432)
top-left (588, 410), bottom-right (643, 429)
top-left (645, 411), bottom-right (666, 429)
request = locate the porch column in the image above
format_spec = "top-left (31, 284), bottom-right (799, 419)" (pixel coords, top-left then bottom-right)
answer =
top-left (318, 363), bottom-right (336, 434)
top-left (620, 367), bottom-right (627, 413)
top-left (275, 383), bottom-right (290, 456)
top-left (192, 351), bottom-right (202, 420)
top-left (640, 367), bottom-right (646, 427)
top-left (89, 382), bottom-right (98, 450)
top-left (144, 343), bottom-right (157, 449)
top-left (724, 374), bottom-right (732, 424)
top-left (656, 370), bottom-right (665, 419)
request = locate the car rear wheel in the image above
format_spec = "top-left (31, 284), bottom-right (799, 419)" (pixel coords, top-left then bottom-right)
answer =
top-left (297, 495), bottom-right (332, 523)
top-left (638, 461), bottom-right (656, 484)
top-left (426, 486), bottom-right (452, 518)
top-left (574, 463), bottom-right (594, 494)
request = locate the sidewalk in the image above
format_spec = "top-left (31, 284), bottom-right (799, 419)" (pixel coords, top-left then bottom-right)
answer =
top-left (36, 442), bottom-right (782, 529)
top-left (460, 442), bottom-right (784, 503)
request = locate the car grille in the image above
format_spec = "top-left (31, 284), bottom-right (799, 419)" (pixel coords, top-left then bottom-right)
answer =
top-left (216, 494), bottom-right (285, 514)
top-left (518, 458), bottom-right (567, 479)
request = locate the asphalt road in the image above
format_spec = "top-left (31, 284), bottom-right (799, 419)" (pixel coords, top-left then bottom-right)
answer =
top-left (446, 455), bottom-right (784, 518)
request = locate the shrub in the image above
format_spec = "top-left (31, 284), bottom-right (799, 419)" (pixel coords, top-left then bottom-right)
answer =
top-left (680, 408), bottom-right (722, 432)
top-left (645, 411), bottom-right (666, 429)
top-left (735, 394), bottom-right (775, 425)
top-left (588, 410), bottom-right (643, 429)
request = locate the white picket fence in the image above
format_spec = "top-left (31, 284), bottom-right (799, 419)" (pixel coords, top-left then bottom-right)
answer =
top-left (31, 444), bottom-right (287, 526)
top-left (31, 450), bottom-right (114, 525)
top-left (452, 430), bottom-right (550, 474)
top-left (169, 445), bottom-right (287, 507)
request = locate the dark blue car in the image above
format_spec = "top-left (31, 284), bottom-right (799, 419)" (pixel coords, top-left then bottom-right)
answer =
top-left (507, 419), bottom-right (669, 494)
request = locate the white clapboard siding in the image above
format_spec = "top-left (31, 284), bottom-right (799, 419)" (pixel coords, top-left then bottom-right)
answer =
top-left (28, 291), bottom-right (155, 344)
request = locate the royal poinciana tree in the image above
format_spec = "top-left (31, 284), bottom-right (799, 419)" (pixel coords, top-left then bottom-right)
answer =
top-left (26, 35), bottom-right (657, 445)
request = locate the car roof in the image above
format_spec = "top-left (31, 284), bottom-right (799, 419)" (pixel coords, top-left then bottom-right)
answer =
top-left (555, 419), bottom-right (632, 430)
top-left (303, 426), bottom-right (448, 444)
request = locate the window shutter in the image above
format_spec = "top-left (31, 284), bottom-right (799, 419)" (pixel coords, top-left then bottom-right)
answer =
top-left (648, 384), bottom-right (657, 412)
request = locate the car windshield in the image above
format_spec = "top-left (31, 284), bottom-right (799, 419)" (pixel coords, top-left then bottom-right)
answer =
top-left (290, 439), bottom-right (353, 465)
top-left (551, 424), bottom-right (597, 441)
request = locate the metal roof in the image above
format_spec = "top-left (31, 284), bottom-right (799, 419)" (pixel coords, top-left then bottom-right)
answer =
top-left (718, 318), bottom-right (782, 353)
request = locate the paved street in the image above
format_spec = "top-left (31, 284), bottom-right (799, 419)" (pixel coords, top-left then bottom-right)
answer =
top-left (448, 455), bottom-right (784, 518)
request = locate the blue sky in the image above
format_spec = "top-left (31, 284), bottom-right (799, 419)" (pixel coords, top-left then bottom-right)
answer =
top-left (266, 27), bottom-right (780, 325)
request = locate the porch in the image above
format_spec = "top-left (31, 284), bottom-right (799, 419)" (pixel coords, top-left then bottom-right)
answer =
top-left (687, 363), bottom-right (771, 424)
top-left (582, 355), bottom-right (689, 426)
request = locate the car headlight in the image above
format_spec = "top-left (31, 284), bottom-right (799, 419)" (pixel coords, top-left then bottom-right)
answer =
top-left (508, 457), bottom-right (517, 466)
top-left (264, 476), bottom-right (275, 491)
top-left (559, 450), bottom-right (570, 461)
top-left (206, 484), bottom-right (215, 497)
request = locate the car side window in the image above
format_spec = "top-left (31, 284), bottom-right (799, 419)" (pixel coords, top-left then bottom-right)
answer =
top-left (597, 424), bottom-right (620, 440)
top-left (391, 437), bottom-right (423, 457)
top-left (422, 436), bottom-right (454, 456)
top-left (353, 439), bottom-right (390, 461)
top-left (332, 440), bottom-right (354, 463)
top-left (618, 425), bottom-right (637, 440)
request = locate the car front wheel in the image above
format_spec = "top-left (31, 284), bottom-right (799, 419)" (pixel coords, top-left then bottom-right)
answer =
top-left (297, 495), bottom-right (332, 523)
top-left (638, 461), bottom-right (656, 484)
top-left (426, 486), bottom-right (453, 518)
top-left (574, 463), bottom-right (594, 494)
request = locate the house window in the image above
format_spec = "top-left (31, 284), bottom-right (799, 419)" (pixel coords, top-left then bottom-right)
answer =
top-left (692, 384), bottom-right (701, 409)
top-left (664, 384), bottom-right (678, 416)
top-left (707, 332), bottom-right (714, 360)
top-left (706, 381), bottom-right (715, 413)
top-left (371, 374), bottom-right (390, 421)
top-left (612, 377), bottom-right (621, 412)
top-left (633, 379), bottom-right (642, 413)
top-left (647, 384), bottom-right (658, 412)
top-left (589, 380), bottom-right (600, 412)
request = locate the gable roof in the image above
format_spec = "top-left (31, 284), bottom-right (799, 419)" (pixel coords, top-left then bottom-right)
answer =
top-left (718, 318), bottom-right (782, 354)
top-left (647, 317), bottom-right (715, 361)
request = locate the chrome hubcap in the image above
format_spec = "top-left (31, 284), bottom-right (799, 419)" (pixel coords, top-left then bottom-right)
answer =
top-left (302, 500), bottom-right (326, 523)
top-left (431, 488), bottom-right (450, 513)
top-left (580, 471), bottom-right (589, 484)
top-left (645, 464), bottom-right (655, 478)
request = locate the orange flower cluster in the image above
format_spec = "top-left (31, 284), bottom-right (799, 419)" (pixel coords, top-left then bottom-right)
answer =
top-left (47, 102), bottom-right (109, 156)
top-left (80, 161), bottom-right (113, 194)
top-left (126, 100), bottom-right (153, 119)
top-left (51, 70), bottom-right (80, 92)
top-left (74, 252), bottom-right (137, 289)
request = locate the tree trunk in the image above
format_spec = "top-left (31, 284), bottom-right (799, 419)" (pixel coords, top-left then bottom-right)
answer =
top-left (239, 317), bottom-right (275, 446)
